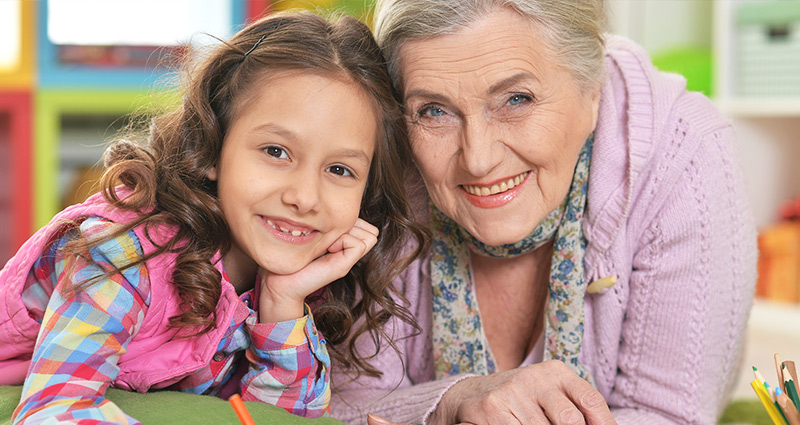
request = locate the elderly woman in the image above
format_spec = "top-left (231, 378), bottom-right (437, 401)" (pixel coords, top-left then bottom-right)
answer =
top-left (330, 1), bottom-right (757, 424)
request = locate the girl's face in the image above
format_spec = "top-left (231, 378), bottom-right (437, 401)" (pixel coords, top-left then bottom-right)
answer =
top-left (208, 72), bottom-right (378, 284)
top-left (399, 6), bottom-right (600, 246)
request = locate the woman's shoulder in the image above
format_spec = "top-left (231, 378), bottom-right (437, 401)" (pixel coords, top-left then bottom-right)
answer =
top-left (603, 34), bottom-right (728, 132)
top-left (588, 35), bottom-right (736, 253)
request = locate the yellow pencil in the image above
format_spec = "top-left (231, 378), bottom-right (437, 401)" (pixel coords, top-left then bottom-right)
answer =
top-left (752, 380), bottom-right (788, 425)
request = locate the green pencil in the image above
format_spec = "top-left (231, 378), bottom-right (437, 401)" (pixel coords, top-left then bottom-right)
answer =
top-left (785, 375), bottom-right (800, 414)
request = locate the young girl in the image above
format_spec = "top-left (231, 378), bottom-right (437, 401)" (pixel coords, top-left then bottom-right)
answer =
top-left (0, 12), bottom-right (427, 424)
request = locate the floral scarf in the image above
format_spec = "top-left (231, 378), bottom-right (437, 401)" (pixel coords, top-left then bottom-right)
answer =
top-left (430, 135), bottom-right (594, 383)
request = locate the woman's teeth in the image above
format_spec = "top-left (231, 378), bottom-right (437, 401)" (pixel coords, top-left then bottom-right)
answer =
top-left (266, 219), bottom-right (310, 237)
top-left (463, 172), bottom-right (529, 196)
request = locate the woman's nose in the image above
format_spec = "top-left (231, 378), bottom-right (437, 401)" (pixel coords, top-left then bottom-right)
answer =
top-left (460, 115), bottom-right (502, 177)
top-left (281, 173), bottom-right (320, 215)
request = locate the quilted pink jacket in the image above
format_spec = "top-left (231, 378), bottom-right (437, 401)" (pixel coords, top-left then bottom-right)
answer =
top-left (0, 190), bottom-right (242, 392)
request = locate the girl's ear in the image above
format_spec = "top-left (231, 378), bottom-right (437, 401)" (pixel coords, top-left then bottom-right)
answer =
top-left (207, 166), bottom-right (218, 181)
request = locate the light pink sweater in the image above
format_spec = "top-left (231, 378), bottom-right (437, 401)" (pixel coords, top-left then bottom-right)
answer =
top-left (330, 35), bottom-right (758, 425)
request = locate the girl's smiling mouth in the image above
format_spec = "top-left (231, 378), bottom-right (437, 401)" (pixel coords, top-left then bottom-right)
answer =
top-left (262, 216), bottom-right (318, 242)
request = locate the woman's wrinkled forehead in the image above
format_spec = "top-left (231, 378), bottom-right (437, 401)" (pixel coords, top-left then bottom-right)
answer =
top-left (395, 8), bottom-right (558, 95)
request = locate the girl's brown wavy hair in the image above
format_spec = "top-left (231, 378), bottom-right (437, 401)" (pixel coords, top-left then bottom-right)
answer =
top-left (78, 12), bottom-right (429, 378)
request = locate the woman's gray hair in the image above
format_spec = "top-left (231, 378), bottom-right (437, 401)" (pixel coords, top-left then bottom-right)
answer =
top-left (373, 0), bottom-right (607, 93)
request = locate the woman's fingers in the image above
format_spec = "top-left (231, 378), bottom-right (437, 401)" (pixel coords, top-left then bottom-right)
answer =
top-left (566, 380), bottom-right (615, 425)
top-left (434, 362), bottom-right (617, 425)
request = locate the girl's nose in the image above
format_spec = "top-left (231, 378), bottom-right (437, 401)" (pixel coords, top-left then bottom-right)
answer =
top-left (281, 174), bottom-right (320, 215)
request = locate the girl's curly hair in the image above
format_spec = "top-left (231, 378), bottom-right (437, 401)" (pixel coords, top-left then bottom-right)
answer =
top-left (78, 12), bottom-right (429, 379)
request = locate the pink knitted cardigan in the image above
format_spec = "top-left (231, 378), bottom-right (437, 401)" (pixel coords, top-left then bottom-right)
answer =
top-left (329, 35), bottom-right (758, 425)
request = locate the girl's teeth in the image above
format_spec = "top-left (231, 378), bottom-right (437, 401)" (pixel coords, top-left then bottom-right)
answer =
top-left (266, 219), bottom-right (309, 237)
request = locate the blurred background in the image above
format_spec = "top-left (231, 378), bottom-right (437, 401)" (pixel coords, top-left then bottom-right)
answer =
top-left (1, 0), bottom-right (799, 406)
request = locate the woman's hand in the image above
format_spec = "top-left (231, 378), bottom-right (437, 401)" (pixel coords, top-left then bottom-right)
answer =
top-left (429, 360), bottom-right (616, 425)
top-left (258, 218), bottom-right (379, 322)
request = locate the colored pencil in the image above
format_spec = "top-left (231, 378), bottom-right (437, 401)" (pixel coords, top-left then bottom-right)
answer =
top-left (752, 380), bottom-right (789, 425)
top-left (786, 375), bottom-right (800, 413)
top-left (778, 354), bottom-right (787, 393)
top-left (786, 362), bottom-right (800, 397)
top-left (777, 388), bottom-right (800, 425)
top-left (773, 385), bottom-right (791, 425)
top-left (228, 394), bottom-right (256, 425)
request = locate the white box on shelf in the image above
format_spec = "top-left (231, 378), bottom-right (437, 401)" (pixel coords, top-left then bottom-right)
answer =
top-left (735, 1), bottom-right (800, 97)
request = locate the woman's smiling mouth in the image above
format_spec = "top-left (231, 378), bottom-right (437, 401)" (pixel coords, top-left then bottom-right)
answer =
top-left (462, 171), bottom-right (530, 196)
top-left (460, 171), bottom-right (530, 209)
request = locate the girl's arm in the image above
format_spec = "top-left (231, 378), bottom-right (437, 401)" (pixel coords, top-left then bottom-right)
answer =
top-left (238, 218), bottom-right (378, 417)
top-left (239, 309), bottom-right (331, 418)
top-left (12, 217), bottom-right (150, 425)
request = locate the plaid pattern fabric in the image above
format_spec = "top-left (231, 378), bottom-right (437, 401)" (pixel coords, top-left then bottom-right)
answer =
top-left (13, 217), bottom-right (330, 424)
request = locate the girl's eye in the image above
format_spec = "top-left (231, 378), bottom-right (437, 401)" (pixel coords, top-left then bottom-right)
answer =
top-left (326, 165), bottom-right (354, 177)
top-left (507, 94), bottom-right (532, 106)
top-left (265, 146), bottom-right (288, 159)
top-left (419, 104), bottom-right (447, 117)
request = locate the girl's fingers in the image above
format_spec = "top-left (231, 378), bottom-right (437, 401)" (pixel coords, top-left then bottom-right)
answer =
top-left (329, 219), bottom-right (378, 255)
top-left (352, 217), bottom-right (380, 237)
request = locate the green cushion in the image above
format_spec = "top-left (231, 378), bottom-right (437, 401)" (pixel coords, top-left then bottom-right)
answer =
top-left (0, 386), bottom-right (343, 425)
top-left (1, 384), bottom-right (772, 424)
top-left (719, 399), bottom-right (774, 425)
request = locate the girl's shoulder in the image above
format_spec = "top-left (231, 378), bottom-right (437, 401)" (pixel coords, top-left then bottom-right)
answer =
top-left (73, 216), bottom-right (152, 304)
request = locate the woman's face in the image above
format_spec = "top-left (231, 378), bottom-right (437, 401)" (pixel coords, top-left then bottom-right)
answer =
top-left (399, 6), bottom-right (601, 246)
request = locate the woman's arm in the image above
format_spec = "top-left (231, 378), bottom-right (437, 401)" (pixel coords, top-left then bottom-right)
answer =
top-left (13, 218), bottom-right (150, 425)
top-left (604, 120), bottom-right (757, 424)
top-left (331, 265), bottom-right (615, 425)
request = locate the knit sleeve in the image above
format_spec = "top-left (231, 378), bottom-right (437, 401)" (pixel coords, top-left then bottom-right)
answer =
top-left (240, 306), bottom-right (331, 418)
top-left (12, 217), bottom-right (150, 425)
top-left (606, 121), bottom-right (757, 424)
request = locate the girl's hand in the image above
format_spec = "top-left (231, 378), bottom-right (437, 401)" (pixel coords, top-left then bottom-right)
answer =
top-left (429, 361), bottom-right (617, 425)
top-left (258, 218), bottom-right (379, 323)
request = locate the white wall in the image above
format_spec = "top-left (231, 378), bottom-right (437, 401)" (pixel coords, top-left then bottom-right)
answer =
top-left (607, 0), bottom-right (713, 52)
top-left (606, 0), bottom-right (800, 229)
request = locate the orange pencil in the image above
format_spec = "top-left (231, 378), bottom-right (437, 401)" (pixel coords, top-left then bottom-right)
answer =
top-left (229, 394), bottom-right (256, 425)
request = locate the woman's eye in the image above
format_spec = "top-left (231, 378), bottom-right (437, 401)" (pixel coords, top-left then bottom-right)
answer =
top-left (507, 94), bottom-right (532, 106)
top-left (265, 146), bottom-right (288, 159)
top-left (419, 104), bottom-right (447, 117)
top-left (327, 165), bottom-right (354, 177)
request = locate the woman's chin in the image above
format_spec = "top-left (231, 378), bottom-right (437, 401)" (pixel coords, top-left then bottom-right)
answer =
top-left (469, 227), bottom-right (534, 247)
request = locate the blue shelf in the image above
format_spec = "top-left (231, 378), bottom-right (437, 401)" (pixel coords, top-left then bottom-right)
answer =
top-left (37, 0), bottom-right (246, 88)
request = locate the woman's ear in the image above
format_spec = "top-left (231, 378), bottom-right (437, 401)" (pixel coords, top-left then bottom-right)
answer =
top-left (588, 83), bottom-right (602, 130)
